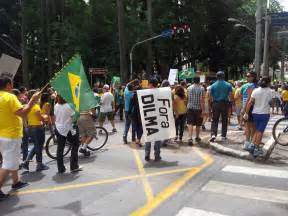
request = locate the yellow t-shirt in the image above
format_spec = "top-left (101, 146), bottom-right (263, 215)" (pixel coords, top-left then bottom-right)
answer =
top-left (282, 90), bottom-right (288, 102)
top-left (41, 102), bottom-right (50, 115)
top-left (234, 88), bottom-right (242, 107)
top-left (174, 95), bottom-right (187, 115)
top-left (27, 104), bottom-right (43, 126)
top-left (0, 91), bottom-right (23, 139)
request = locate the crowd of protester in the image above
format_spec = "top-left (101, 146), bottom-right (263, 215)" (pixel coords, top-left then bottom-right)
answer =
top-left (0, 72), bottom-right (288, 201)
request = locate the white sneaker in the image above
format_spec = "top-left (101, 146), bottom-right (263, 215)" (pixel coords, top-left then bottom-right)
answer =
top-left (243, 141), bottom-right (250, 150)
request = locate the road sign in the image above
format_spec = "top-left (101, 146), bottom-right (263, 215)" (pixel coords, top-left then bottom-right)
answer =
top-left (271, 12), bottom-right (288, 27)
top-left (89, 68), bottom-right (107, 75)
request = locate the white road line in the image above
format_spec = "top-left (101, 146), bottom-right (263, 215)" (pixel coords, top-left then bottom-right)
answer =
top-left (202, 180), bottom-right (288, 204)
top-left (222, 165), bottom-right (288, 179)
top-left (176, 207), bottom-right (229, 216)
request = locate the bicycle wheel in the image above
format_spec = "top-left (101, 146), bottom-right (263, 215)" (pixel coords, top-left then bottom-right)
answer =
top-left (272, 117), bottom-right (288, 146)
top-left (45, 135), bottom-right (72, 160)
top-left (87, 126), bottom-right (108, 151)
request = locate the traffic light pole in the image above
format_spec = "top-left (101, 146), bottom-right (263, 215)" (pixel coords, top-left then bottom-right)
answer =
top-left (129, 34), bottom-right (163, 80)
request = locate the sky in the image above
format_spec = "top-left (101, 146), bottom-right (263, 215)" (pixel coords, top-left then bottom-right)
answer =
top-left (280, 0), bottom-right (288, 10)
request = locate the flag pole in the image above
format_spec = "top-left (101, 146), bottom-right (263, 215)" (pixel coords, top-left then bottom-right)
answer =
top-left (39, 81), bottom-right (51, 94)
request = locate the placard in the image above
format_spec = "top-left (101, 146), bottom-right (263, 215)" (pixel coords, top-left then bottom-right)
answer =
top-left (168, 69), bottom-right (178, 85)
top-left (0, 54), bottom-right (21, 79)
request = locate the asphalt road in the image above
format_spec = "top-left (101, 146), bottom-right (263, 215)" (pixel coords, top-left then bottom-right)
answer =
top-left (1, 116), bottom-right (288, 216)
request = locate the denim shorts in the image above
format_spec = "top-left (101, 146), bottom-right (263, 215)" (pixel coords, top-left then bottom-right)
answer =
top-left (252, 113), bottom-right (270, 133)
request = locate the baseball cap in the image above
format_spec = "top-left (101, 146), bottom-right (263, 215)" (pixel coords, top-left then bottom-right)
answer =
top-left (103, 84), bottom-right (110, 89)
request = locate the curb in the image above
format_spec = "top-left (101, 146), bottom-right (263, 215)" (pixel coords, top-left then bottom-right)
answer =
top-left (209, 137), bottom-right (277, 161)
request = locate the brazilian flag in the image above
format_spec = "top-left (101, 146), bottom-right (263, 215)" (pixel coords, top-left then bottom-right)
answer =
top-left (50, 54), bottom-right (98, 113)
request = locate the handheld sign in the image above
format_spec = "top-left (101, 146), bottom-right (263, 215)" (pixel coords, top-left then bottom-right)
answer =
top-left (137, 87), bottom-right (176, 142)
top-left (0, 54), bottom-right (21, 79)
top-left (168, 69), bottom-right (178, 85)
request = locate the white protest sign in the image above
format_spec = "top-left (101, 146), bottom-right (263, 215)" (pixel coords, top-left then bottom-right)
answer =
top-left (168, 69), bottom-right (178, 85)
top-left (0, 54), bottom-right (21, 79)
top-left (200, 75), bottom-right (205, 83)
top-left (137, 87), bottom-right (176, 143)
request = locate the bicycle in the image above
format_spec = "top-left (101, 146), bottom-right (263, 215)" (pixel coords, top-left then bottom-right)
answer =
top-left (45, 126), bottom-right (108, 160)
top-left (272, 117), bottom-right (288, 146)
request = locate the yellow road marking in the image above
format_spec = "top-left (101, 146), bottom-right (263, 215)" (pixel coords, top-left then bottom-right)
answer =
top-left (130, 148), bottom-right (213, 216)
top-left (132, 149), bottom-right (154, 202)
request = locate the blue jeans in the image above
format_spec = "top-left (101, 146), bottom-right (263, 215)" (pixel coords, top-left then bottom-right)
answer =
top-left (123, 112), bottom-right (135, 140)
top-left (145, 141), bottom-right (161, 158)
top-left (21, 127), bottom-right (29, 161)
top-left (27, 127), bottom-right (45, 163)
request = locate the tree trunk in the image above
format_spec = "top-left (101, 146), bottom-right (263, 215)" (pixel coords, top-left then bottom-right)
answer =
top-left (146, 0), bottom-right (153, 76)
top-left (21, 0), bottom-right (29, 87)
top-left (116, 0), bottom-right (128, 83)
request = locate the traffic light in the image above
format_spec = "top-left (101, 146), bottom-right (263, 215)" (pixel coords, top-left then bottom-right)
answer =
top-left (171, 24), bottom-right (191, 39)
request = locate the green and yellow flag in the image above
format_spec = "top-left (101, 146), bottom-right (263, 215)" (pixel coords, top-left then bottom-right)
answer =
top-left (50, 54), bottom-right (97, 113)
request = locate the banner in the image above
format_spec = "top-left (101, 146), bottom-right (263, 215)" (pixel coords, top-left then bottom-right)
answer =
top-left (0, 54), bottom-right (21, 79)
top-left (137, 87), bottom-right (176, 142)
top-left (168, 69), bottom-right (178, 85)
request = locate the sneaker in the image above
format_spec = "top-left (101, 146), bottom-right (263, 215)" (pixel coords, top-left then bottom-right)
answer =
top-left (246, 143), bottom-right (256, 154)
top-left (154, 156), bottom-right (162, 162)
top-left (11, 181), bottom-right (29, 190)
top-left (79, 148), bottom-right (91, 157)
top-left (243, 141), bottom-right (250, 150)
top-left (238, 127), bottom-right (243, 131)
top-left (58, 168), bottom-right (66, 174)
top-left (112, 128), bottom-right (117, 133)
top-left (209, 135), bottom-right (216, 143)
top-left (221, 136), bottom-right (227, 142)
top-left (36, 163), bottom-right (49, 172)
top-left (0, 191), bottom-right (9, 201)
top-left (20, 162), bottom-right (29, 171)
top-left (145, 155), bottom-right (150, 162)
top-left (188, 139), bottom-right (193, 146)
top-left (202, 125), bottom-right (206, 130)
top-left (99, 130), bottom-right (103, 135)
top-left (174, 136), bottom-right (179, 141)
top-left (71, 166), bottom-right (83, 173)
top-left (123, 136), bottom-right (128, 144)
top-left (195, 137), bottom-right (201, 143)
top-left (253, 147), bottom-right (264, 157)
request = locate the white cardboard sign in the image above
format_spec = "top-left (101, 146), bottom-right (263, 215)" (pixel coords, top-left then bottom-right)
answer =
top-left (0, 54), bottom-right (21, 79)
top-left (168, 69), bottom-right (178, 85)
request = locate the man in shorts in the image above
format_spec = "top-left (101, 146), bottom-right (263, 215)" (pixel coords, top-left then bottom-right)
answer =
top-left (99, 85), bottom-right (116, 132)
top-left (0, 76), bottom-right (40, 201)
top-left (78, 109), bottom-right (97, 157)
top-left (187, 77), bottom-right (205, 146)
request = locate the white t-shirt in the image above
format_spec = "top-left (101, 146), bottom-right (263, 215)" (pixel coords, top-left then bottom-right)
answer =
top-left (251, 87), bottom-right (273, 114)
top-left (100, 92), bottom-right (114, 113)
top-left (54, 103), bottom-right (75, 136)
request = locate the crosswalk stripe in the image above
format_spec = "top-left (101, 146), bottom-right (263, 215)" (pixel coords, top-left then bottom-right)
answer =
top-left (222, 165), bottom-right (288, 179)
top-left (176, 207), bottom-right (229, 216)
top-left (202, 180), bottom-right (288, 204)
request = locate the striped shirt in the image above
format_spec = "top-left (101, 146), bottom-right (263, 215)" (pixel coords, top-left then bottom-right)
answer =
top-left (187, 84), bottom-right (204, 110)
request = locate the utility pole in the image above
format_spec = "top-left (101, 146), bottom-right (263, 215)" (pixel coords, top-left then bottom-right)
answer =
top-left (262, 0), bottom-right (271, 77)
top-left (255, 0), bottom-right (263, 78)
top-left (116, 0), bottom-right (128, 83)
top-left (20, 0), bottom-right (29, 87)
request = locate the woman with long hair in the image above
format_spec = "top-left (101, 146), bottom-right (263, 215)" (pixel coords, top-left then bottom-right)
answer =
top-left (173, 85), bottom-right (187, 142)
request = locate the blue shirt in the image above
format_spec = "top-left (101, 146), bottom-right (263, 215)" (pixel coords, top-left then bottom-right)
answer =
top-left (210, 80), bottom-right (232, 102)
top-left (124, 86), bottom-right (133, 112)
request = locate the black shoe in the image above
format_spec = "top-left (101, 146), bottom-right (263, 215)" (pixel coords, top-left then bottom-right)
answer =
top-left (112, 128), bottom-right (117, 133)
top-left (202, 125), bottom-right (206, 130)
top-left (123, 136), bottom-right (128, 144)
top-left (36, 163), bottom-right (49, 172)
top-left (209, 135), bottom-right (216, 143)
top-left (154, 156), bottom-right (162, 162)
top-left (79, 148), bottom-right (91, 157)
top-left (20, 162), bottom-right (29, 171)
top-left (0, 191), bottom-right (9, 201)
top-left (11, 181), bottom-right (29, 190)
top-left (71, 166), bottom-right (83, 173)
top-left (188, 139), bottom-right (193, 146)
top-left (174, 136), bottom-right (179, 141)
top-left (145, 155), bottom-right (150, 162)
top-left (195, 137), bottom-right (201, 143)
top-left (58, 168), bottom-right (66, 174)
